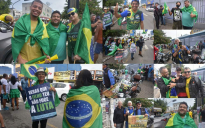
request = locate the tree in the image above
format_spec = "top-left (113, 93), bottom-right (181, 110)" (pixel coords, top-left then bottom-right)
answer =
top-left (154, 99), bottom-right (167, 113)
top-left (103, 30), bottom-right (127, 38)
top-left (154, 30), bottom-right (172, 45)
top-left (103, 0), bottom-right (124, 7)
top-left (0, 0), bottom-right (11, 14)
top-left (62, 0), bottom-right (102, 19)
top-left (107, 64), bottom-right (125, 69)
top-left (123, 98), bottom-right (153, 108)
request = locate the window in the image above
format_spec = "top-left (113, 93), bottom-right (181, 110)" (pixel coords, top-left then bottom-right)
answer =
top-left (25, 7), bottom-right (27, 10)
top-left (51, 83), bottom-right (57, 88)
top-left (56, 83), bottom-right (66, 88)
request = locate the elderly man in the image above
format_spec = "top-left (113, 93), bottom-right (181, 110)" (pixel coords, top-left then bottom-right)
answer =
top-left (91, 14), bottom-right (101, 35)
top-left (113, 101), bottom-right (124, 128)
top-left (172, 38), bottom-right (190, 64)
top-left (135, 101), bottom-right (149, 117)
top-left (181, 0), bottom-right (198, 29)
top-left (166, 102), bottom-right (197, 128)
top-left (114, 0), bottom-right (144, 30)
top-left (183, 67), bottom-right (204, 98)
top-left (124, 101), bottom-right (135, 128)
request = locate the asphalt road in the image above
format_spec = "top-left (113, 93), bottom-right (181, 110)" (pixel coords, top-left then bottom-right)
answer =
top-left (1, 98), bottom-right (65, 128)
top-left (103, 40), bottom-right (154, 64)
top-left (111, 8), bottom-right (154, 30)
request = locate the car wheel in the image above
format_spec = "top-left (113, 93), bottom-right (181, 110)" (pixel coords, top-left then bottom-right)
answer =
top-left (61, 94), bottom-right (67, 102)
top-left (5, 53), bottom-right (14, 64)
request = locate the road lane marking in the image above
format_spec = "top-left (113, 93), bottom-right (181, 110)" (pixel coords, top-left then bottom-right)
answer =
top-left (145, 45), bottom-right (148, 50)
top-left (150, 45), bottom-right (153, 49)
top-left (143, 13), bottom-right (148, 16)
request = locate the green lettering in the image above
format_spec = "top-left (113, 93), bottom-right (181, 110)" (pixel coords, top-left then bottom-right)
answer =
top-left (49, 102), bottom-right (54, 109)
top-left (40, 104), bottom-right (45, 111)
top-left (44, 102), bottom-right (49, 110)
top-left (36, 104), bottom-right (40, 112)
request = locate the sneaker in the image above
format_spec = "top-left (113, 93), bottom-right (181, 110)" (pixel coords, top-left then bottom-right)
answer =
top-left (3, 107), bottom-right (9, 110)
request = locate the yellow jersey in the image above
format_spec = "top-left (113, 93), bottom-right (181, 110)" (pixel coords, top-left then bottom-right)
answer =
top-left (0, 14), bottom-right (13, 23)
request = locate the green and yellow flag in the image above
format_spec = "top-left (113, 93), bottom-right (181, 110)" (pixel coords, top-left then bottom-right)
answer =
top-left (20, 64), bottom-right (40, 80)
top-left (74, 3), bottom-right (94, 64)
top-left (165, 112), bottom-right (197, 128)
top-left (11, 14), bottom-right (50, 62)
top-left (162, 2), bottom-right (168, 15)
top-left (63, 85), bottom-right (102, 128)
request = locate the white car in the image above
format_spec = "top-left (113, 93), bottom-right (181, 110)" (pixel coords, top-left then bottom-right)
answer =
top-left (51, 82), bottom-right (74, 101)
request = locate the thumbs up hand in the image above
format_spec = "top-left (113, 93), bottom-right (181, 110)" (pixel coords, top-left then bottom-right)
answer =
top-left (190, 12), bottom-right (195, 18)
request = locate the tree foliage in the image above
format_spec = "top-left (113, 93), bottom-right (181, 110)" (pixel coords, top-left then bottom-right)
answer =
top-left (62, 0), bottom-right (103, 19)
top-left (164, 64), bottom-right (185, 76)
top-left (0, 0), bottom-right (11, 14)
top-left (103, 30), bottom-right (127, 37)
top-left (107, 64), bottom-right (126, 69)
top-left (154, 30), bottom-right (172, 45)
top-left (103, 0), bottom-right (124, 7)
top-left (154, 99), bottom-right (167, 113)
top-left (123, 98), bottom-right (153, 108)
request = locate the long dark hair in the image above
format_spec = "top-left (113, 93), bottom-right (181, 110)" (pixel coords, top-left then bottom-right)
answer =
top-left (75, 70), bottom-right (93, 89)
top-left (11, 76), bottom-right (17, 85)
top-left (118, 8), bottom-right (122, 13)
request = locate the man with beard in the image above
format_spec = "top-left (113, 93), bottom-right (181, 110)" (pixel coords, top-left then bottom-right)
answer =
top-left (113, 101), bottom-right (124, 128)
top-left (114, 0), bottom-right (144, 30)
top-left (168, 1), bottom-right (182, 29)
top-left (183, 67), bottom-right (204, 98)
top-left (11, 0), bottom-right (50, 64)
top-left (165, 102), bottom-right (197, 128)
top-left (124, 101), bottom-right (135, 128)
top-left (46, 11), bottom-right (67, 64)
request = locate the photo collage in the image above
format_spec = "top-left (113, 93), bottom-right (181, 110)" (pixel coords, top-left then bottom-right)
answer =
top-left (0, 0), bottom-right (205, 128)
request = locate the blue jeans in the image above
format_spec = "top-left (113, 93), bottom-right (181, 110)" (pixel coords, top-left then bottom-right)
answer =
top-left (131, 53), bottom-right (134, 59)
top-left (160, 15), bottom-right (165, 25)
top-left (104, 46), bottom-right (108, 55)
top-left (21, 90), bottom-right (27, 102)
top-left (125, 121), bottom-right (128, 128)
top-left (163, 16), bottom-right (166, 25)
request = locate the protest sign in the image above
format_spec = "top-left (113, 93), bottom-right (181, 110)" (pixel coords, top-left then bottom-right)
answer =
top-left (128, 115), bottom-right (148, 128)
top-left (26, 82), bottom-right (57, 121)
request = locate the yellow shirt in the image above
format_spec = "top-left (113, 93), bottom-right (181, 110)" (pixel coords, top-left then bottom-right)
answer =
top-left (122, 39), bottom-right (124, 44)
top-left (186, 77), bottom-right (191, 98)
top-left (171, 113), bottom-right (175, 116)
top-left (0, 14), bottom-right (13, 23)
top-left (189, 111), bottom-right (193, 118)
top-left (20, 20), bottom-right (42, 61)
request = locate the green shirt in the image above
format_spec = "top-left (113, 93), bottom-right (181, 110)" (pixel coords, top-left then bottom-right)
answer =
top-left (182, 11), bottom-right (194, 27)
top-left (182, 115), bottom-right (192, 128)
top-left (126, 9), bottom-right (143, 30)
top-left (52, 26), bottom-right (67, 61)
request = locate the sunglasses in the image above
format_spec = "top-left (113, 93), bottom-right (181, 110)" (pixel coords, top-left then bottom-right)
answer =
top-left (184, 71), bottom-right (191, 74)
top-left (68, 12), bottom-right (75, 17)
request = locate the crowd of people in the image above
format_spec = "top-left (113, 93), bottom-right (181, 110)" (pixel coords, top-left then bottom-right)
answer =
top-left (156, 66), bottom-right (204, 98)
top-left (154, 0), bottom-right (198, 29)
top-left (113, 101), bottom-right (149, 128)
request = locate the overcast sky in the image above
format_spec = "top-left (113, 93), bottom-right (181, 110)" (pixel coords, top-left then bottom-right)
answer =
top-left (81, 64), bottom-right (102, 70)
top-left (11, 0), bottom-right (102, 13)
top-left (163, 30), bottom-right (191, 39)
top-left (155, 98), bottom-right (195, 108)
top-left (154, 64), bottom-right (205, 70)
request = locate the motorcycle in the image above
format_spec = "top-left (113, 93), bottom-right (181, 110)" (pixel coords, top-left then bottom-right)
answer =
top-left (147, 115), bottom-right (154, 128)
top-left (156, 52), bottom-right (172, 63)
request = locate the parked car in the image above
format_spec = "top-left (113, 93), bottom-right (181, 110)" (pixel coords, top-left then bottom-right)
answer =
top-left (154, 113), bottom-right (171, 128)
top-left (148, 7), bottom-right (154, 12)
top-left (51, 82), bottom-right (75, 101)
top-left (0, 20), bottom-right (13, 63)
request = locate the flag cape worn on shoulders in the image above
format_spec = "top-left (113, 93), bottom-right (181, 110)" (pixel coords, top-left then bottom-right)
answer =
top-left (74, 3), bottom-right (94, 64)
top-left (25, 80), bottom-right (60, 109)
top-left (11, 14), bottom-right (50, 62)
top-left (181, 4), bottom-right (198, 22)
top-left (46, 21), bottom-right (67, 56)
top-left (63, 85), bottom-right (102, 128)
top-left (20, 64), bottom-right (40, 81)
top-left (165, 113), bottom-right (197, 128)
top-left (161, 77), bottom-right (178, 98)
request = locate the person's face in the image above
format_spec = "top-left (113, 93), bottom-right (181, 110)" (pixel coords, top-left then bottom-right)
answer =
top-left (128, 102), bottom-right (132, 107)
top-left (9, 75), bottom-right (12, 79)
top-left (184, 69), bottom-right (191, 78)
top-left (118, 101), bottom-right (122, 107)
top-left (104, 9), bottom-right (108, 13)
top-left (69, 12), bottom-right (78, 22)
top-left (175, 40), bottom-right (179, 45)
top-left (103, 65), bottom-right (106, 69)
top-left (149, 65), bottom-right (152, 68)
top-left (5, 75), bottom-right (8, 79)
top-left (114, 39), bottom-right (116, 42)
top-left (91, 16), bottom-right (96, 22)
top-left (51, 13), bottom-right (61, 26)
top-left (162, 68), bottom-right (169, 77)
top-left (160, 6), bottom-right (163, 9)
top-left (176, 69), bottom-right (181, 75)
top-left (136, 103), bottom-right (141, 109)
top-left (155, 4), bottom-right (159, 7)
top-left (118, 40), bottom-right (121, 43)
top-left (176, 2), bottom-right (181, 7)
top-left (178, 104), bottom-right (187, 116)
top-left (30, 1), bottom-right (43, 17)
top-left (120, 8), bottom-right (123, 12)
top-left (184, 1), bottom-right (190, 8)
top-left (37, 72), bottom-right (46, 81)
top-left (131, 1), bottom-right (139, 10)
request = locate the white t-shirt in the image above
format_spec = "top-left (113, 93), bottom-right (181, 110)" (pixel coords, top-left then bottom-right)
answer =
top-left (9, 81), bottom-right (21, 89)
top-left (1, 78), bottom-right (9, 93)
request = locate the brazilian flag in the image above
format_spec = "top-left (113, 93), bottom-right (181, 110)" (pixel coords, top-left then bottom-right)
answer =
top-left (142, 29), bottom-right (147, 34)
top-left (162, 2), bottom-right (168, 15)
top-left (63, 85), bottom-right (102, 128)
top-left (74, 3), bottom-right (94, 64)
top-left (20, 64), bottom-right (40, 80)
top-left (165, 112), bottom-right (197, 128)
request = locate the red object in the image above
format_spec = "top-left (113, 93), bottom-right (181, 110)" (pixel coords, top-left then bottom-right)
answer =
top-left (178, 92), bottom-right (187, 97)
top-left (154, 46), bottom-right (159, 60)
top-left (161, 118), bottom-right (167, 121)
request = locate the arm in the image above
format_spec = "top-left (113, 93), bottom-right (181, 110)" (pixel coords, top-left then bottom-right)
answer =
top-left (94, 23), bottom-right (102, 42)
top-left (198, 79), bottom-right (204, 97)
top-left (168, 8), bottom-right (173, 16)
top-left (173, 48), bottom-right (180, 57)
top-left (91, 20), bottom-right (100, 28)
top-left (17, 54), bottom-right (28, 64)
top-left (200, 115), bottom-right (202, 122)
top-left (145, 109), bottom-right (149, 117)
top-left (140, 13), bottom-right (144, 29)
top-left (108, 70), bottom-right (115, 85)
top-left (114, 3), bottom-right (122, 18)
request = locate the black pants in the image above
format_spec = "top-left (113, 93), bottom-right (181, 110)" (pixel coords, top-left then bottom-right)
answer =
top-left (105, 25), bottom-right (111, 30)
top-left (50, 60), bottom-right (64, 64)
top-left (21, 90), bottom-right (26, 102)
top-left (183, 26), bottom-right (193, 29)
top-left (32, 119), bottom-right (47, 128)
top-left (155, 16), bottom-right (159, 29)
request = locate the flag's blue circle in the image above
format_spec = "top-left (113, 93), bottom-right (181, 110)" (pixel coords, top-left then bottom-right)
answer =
top-left (28, 66), bottom-right (37, 75)
top-left (66, 100), bottom-right (92, 127)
